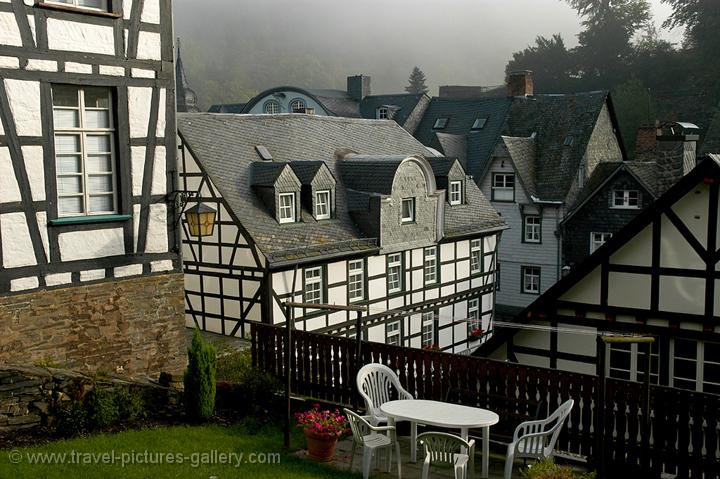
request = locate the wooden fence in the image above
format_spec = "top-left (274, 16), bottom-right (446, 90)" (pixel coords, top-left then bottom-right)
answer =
top-left (251, 323), bottom-right (720, 478)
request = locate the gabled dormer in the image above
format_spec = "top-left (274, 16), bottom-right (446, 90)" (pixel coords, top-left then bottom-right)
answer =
top-left (427, 157), bottom-right (468, 206)
top-left (289, 161), bottom-right (337, 221)
top-left (250, 162), bottom-right (301, 224)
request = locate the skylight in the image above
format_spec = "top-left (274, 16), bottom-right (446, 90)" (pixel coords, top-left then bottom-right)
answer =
top-left (563, 135), bottom-right (574, 146)
top-left (471, 118), bottom-right (487, 130)
top-left (255, 145), bottom-right (273, 161)
top-left (433, 117), bottom-right (449, 129)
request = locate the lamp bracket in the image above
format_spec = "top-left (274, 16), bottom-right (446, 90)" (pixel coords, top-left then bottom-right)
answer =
top-left (167, 190), bottom-right (198, 225)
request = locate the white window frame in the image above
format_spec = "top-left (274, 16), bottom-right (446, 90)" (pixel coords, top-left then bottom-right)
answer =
top-left (289, 98), bottom-right (306, 113)
top-left (449, 181), bottom-right (462, 205)
top-left (348, 259), bottom-right (364, 303)
top-left (522, 266), bottom-right (540, 294)
top-left (377, 107), bottom-right (388, 119)
top-left (491, 173), bottom-right (515, 202)
top-left (315, 190), bottom-right (330, 220)
top-left (467, 298), bottom-right (480, 337)
top-left (53, 85), bottom-right (117, 217)
top-left (421, 311), bottom-right (434, 347)
top-left (424, 246), bottom-right (437, 285)
top-left (669, 338), bottom-right (720, 394)
top-left (607, 342), bottom-right (659, 384)
top-left (278, 193), bottom-right (295, 224)
top-left (386, 320), bottom-right (401, 346)
top-left (304, 267), bottom-right (323, 304)
top-left (46, 0), bottom-right (109, 12)
top-left (612, 189), bottom-right (640, 209)
top-left (590, 232), bottom-right (612, 254)
top-left (470, 239), bottom-right (482, 275)
top-left (401, 198), bottom-right (415, 223)
top-left (524, 215), bottom-right (541, 243)
top-left (264, 100), bottom-right (281, 114)
top-left (387, 253), bottom-right (403, 294)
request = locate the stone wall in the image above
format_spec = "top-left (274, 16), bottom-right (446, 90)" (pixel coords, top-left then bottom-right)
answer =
top-left (0, 272), bottom-right (186, 378)
top-left (0, 365), bottom-right (182, 431)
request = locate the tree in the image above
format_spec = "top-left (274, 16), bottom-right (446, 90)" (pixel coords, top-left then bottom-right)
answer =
top-left (662, 0), bottom-right (720, 60)
top-left (506, 34), bottom-right (577, 93)
top-left (405, 66), bottom-right (429, 94)
top-left (184, 328), bottom-right (217, 420)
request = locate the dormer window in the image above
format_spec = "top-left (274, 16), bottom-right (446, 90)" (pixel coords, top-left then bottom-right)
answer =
top-left (433, 117), bottom-right (449, 129)
top-left (377, 107), bottom-right (388, 119)
top-left (471, 118), bottom-right (487, 130)
top-left (449, 180), bottom-right (463, 205)
top-left (401, 198), bottom-right (415, 223)
top-left (278, 193), bottom-right (296, 223)
top-left (315, 190), bottom-right (330, 220)
top-left (264, 100), bottom-right (281, 114)
top-left (290, 98), bottom-right (306, 113)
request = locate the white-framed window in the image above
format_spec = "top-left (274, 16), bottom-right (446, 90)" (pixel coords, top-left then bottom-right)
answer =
top-left (424, 246), bottom-right (437, 284)
top-left (433, 117), bottom-right (449, 129)
top-left (289, 98), bottom-right (306, 113)
top-left (46, 0), bottom-right (109, 12)
top-left (304, 267), bottom-right (323, 304)
top-left (524, 215), bottom-right (541, 243)
top-left (470, 239), bottom-right (482, 275)
top-left (449, 181), bottom-right (463, 205)
top-left (386, 320), bottom-right (401, 346)
top-left (278, 193), bottom-right (295, 223)
top-left (669, 338), bottom-right (720, 394)
top-left (401, 198), bottom-right (415, 223)
top-left (590, 232), bottom-right (612, 254)
top-left (348, 259), bottom-right (364, 302)
top-left (264, 100), bottom-right (281, 114)
top-left (387, 253), bottom-right (403, 293)
top-left (491, 173), bottom-right (515, 202)
top-left (52, 85), bottom-right (117, 217)
top-left (421, 311), bottom-right (434, 347)
top-left (522, 266), bottom-right (540, 294)
top-left (467, 298), bottom-right (480, 337)
top-left (377, 107), bottom-right (388, 119)
top-left (612, 189), bottom-right (640, 209)
top-left (315, 190), bottom-right (330, 220)
top-left (608, 342), bottom-right (659, 384)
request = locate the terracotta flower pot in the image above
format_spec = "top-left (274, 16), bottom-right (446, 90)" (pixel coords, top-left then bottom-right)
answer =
top-left (304, 429), bottom-right (338, 462)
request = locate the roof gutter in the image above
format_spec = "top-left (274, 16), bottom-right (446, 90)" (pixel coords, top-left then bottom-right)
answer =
top-left (530, 195), bottom-right (563, 205)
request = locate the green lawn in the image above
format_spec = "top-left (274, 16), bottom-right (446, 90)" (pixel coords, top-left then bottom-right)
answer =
top-left (0, 422), bottom-right (358, 479)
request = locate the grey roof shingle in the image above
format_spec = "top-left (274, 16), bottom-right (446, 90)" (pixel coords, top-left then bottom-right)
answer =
top-left (250, 161), bottom-right (288, 187)
top-left (435, 133), bottom-right (468, 167)
top-left (178, 113), bottom-right (504, 263)
top-left (288, 161), bottom-right (327, 185)
top-left (208, 103), bottom-right (246, 113)
top-left (701, 104), bottom-right (720, 155)
top-left (501, 136), bottom-right (537, 198)
top-left (359, 94), bottom-right (426, 126)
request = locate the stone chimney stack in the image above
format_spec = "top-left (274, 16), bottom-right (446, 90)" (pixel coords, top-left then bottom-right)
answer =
top-left (507, 70), bottom-right (534, 97)
top-left (635, 122), bottom-right (659, 162)
top-left (655, 122), bottom-right (699, 195)
top-left (347, 75), bottom-right (371, 101)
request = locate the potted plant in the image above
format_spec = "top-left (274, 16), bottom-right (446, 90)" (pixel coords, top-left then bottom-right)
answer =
top-left (295, 404), bottom-right (348, 462)
top-left (469, 327), bottom-right (484, 339)
top-left (422, 343), bottom-right (440, 351)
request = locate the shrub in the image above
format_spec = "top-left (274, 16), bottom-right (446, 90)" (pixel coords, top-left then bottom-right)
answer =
top-left (216, 349), bottom-right (279, 415)
top-left (114, 386), bottom-right (146, 421)
top-left (184, 328), bottom-right (217, 420)
top-left (521, 460), bottom-right (596, 479)
top-left (86, 386), bottom-right (119, 428)
top-left (54, 400), bottom-right (88, 436)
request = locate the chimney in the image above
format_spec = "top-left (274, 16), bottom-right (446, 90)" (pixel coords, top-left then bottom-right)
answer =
top-left (507, 70), bottom-right (534, 97)
top-left (655, 122), bottom-right (699, 194)
top-left (347, 75), bottom-right (371, 101)
top-left (635, 122), bottom-right (659, 162)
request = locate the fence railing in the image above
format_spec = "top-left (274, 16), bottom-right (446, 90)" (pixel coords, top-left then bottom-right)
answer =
top-left (251, 323), bottom-right (720, 478)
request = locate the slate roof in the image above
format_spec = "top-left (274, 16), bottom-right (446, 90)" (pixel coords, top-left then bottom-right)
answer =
top-left (289, 161), bottom-right (327, 185)
top-left (501, 136), bottom-right (537, 198)
top-left (250, 161), bottom-right (287, 187)
top-left (337, 155), bottom-right (408, 195)
top-left (359, 94), bottom-right (426, 126)
top-left (414, 97), bottom-right (513, 183)
top-left (701, 105), bottom-right (720, 155)
top-left (208, 103), bottom-right (246, 113)
top-left (178, 113), bottom-right (504, 264)
top-left (435, 133), bottom-right (468, 167)
top-left (308, 89), bottom-right (361, 118)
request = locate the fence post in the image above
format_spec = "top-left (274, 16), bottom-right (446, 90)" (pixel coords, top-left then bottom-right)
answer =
top-left (596, 335), bottom-right (607, 479)
top-left (641, 340), bottom-right (652, 474)
top-left (283, 303), bottom-right (293, 449)
top-left (353, 310), bottom-right (362, 408)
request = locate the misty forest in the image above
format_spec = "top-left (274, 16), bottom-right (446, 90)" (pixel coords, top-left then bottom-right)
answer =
top-left (175, 0), bottom-right (719, 158)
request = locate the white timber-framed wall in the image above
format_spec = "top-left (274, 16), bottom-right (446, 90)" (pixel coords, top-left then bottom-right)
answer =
top-left (0, 0), bottom-right (179, 294)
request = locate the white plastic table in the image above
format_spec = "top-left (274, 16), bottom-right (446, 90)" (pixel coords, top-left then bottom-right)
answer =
top-left (380, 399), bottom-right (499, 479)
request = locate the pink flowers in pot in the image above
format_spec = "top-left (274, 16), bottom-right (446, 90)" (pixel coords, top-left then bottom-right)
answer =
top-left (295, 404), bottom-right (349, 439)
top-left (470, 327), bottom-right (485, 338)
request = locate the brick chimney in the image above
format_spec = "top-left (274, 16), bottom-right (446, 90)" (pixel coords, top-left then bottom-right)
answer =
top-left (507, 70), bottom-right (534, 97)
top-left (635, 122), bottom-right (659, 162)
top-left (347, 75), bottom-right (371, 101)
top-left (655, 122), bottom-right (699, 195)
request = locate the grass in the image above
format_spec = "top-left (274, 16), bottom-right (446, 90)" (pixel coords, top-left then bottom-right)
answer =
top-left (0, 421), bottom-right (358, 479)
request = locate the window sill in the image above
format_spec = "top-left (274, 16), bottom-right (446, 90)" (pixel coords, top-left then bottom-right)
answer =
top-left (49, 214), bottom-right (132, 226)
top-left (400, 220), bottom-right (416, 225)
top-left (35, 2), bottom-right (122, 18)
top-left (610, 206), bottom-right (640, 210)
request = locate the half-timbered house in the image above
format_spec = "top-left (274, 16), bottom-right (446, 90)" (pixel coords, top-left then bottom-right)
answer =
top-left (0, 0), bottom-right (184, 376)
top-left (178, 113), bottom-right (506, 353)
top-left (483, 155), bottom-right (720, 394)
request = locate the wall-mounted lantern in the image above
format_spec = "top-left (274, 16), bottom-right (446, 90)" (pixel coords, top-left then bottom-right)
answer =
top-left (185, 203), bottom-right (216, 237)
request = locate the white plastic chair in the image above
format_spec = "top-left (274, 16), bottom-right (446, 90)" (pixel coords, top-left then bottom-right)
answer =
top-left (418, 431), bottom-right (475, 479)
top-left (356, 363), bottom-right (413, 425)
top-left (344, 408), bottom-right (402, 479)
top-left (504, 398), bottom-right (575, 479)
